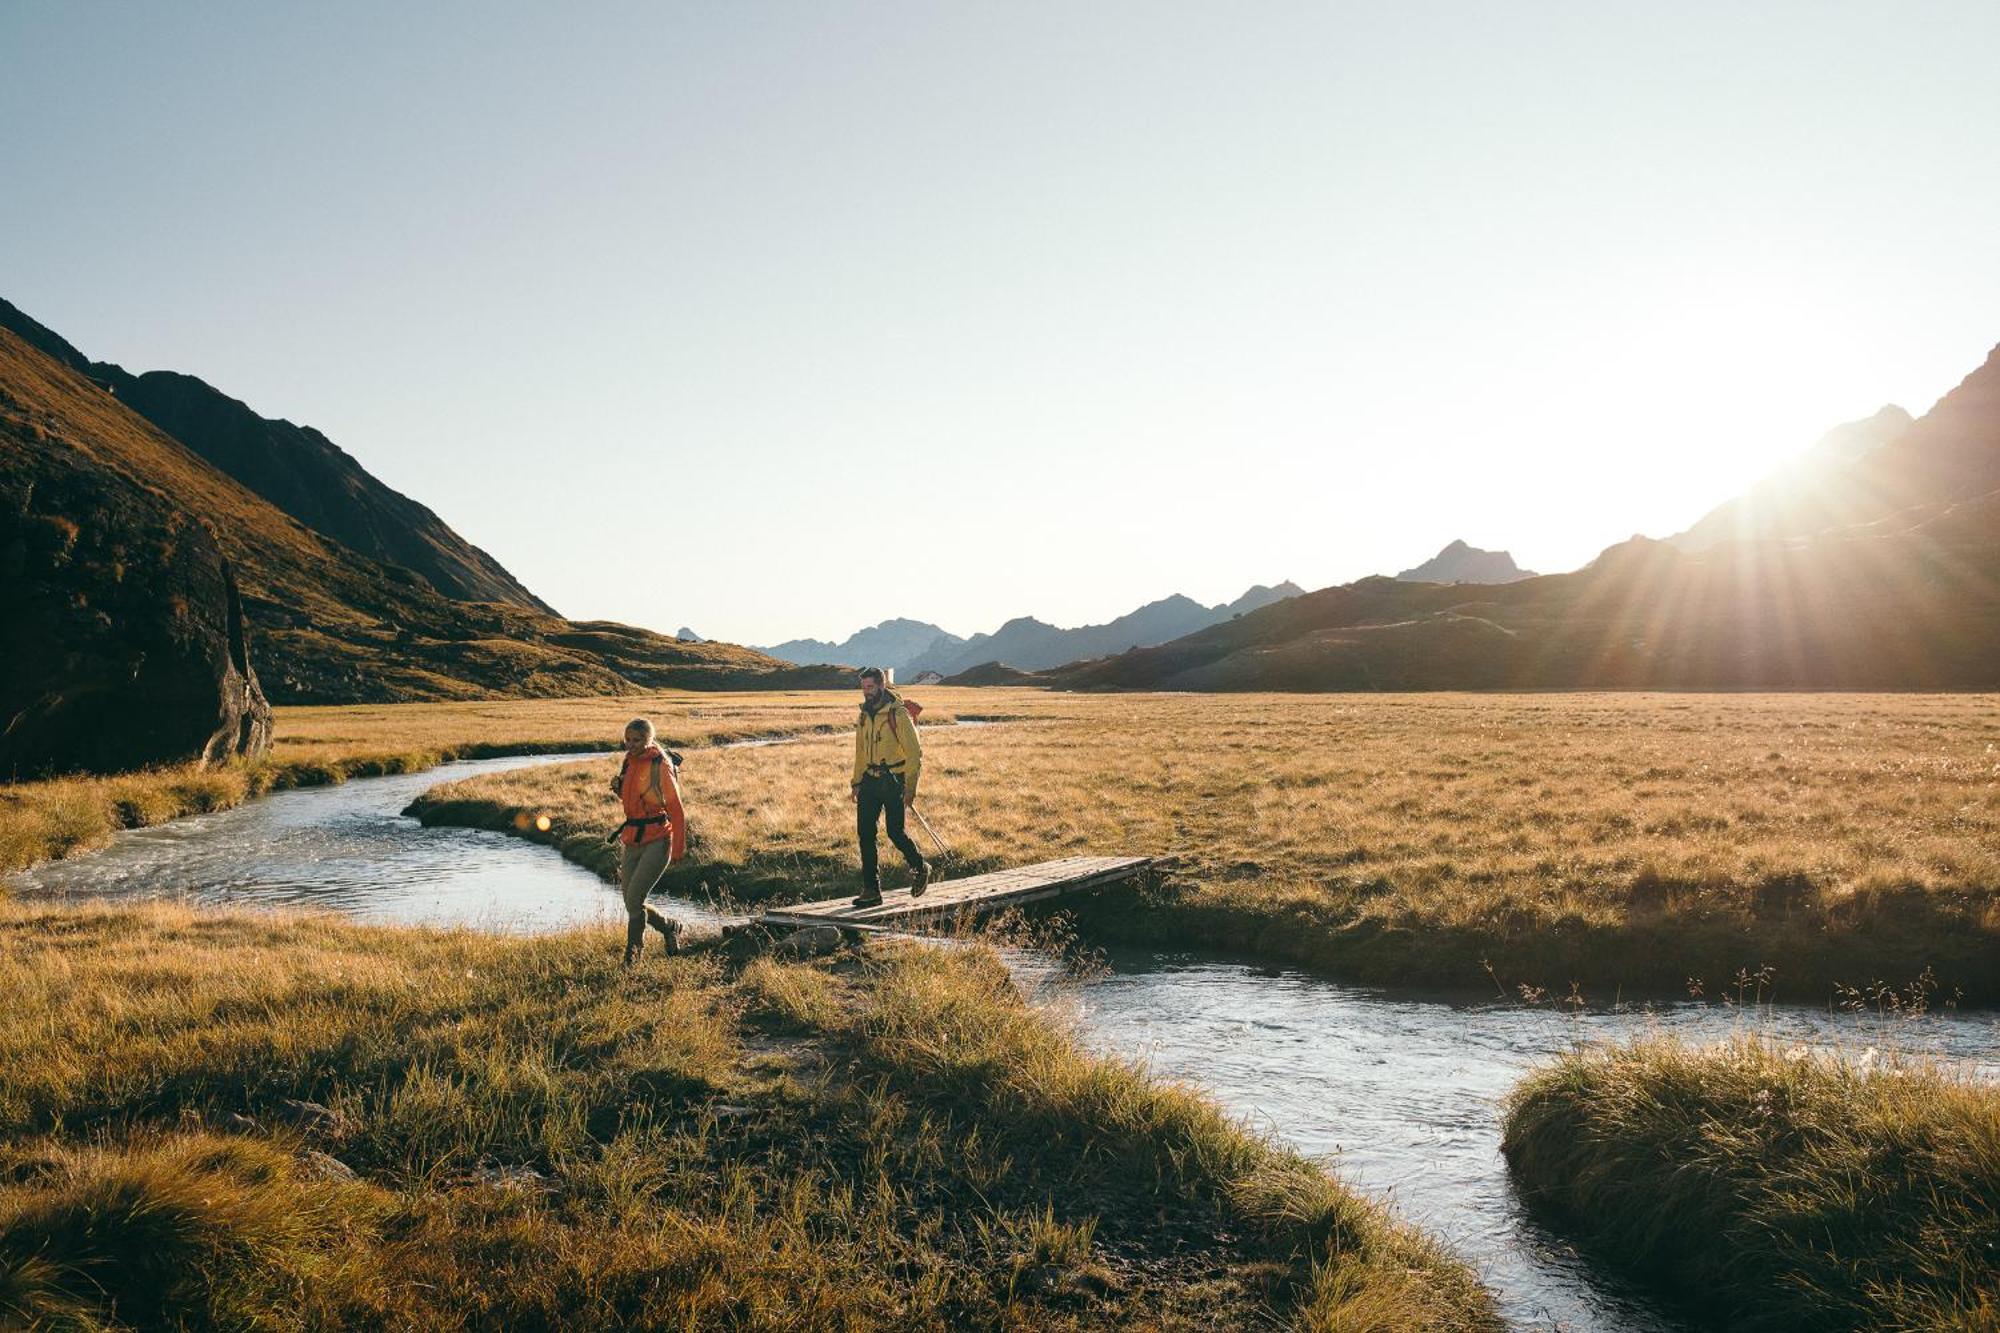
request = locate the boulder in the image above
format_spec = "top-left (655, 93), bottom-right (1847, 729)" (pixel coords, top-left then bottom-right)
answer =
top-left (300, 1150), bottom-right (359, 1182)
top-left (0, 405), bottom-right (273, 779)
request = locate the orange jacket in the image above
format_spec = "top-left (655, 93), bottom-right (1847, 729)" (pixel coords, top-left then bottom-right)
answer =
top-left (618, 744), bottom-right (686, 858)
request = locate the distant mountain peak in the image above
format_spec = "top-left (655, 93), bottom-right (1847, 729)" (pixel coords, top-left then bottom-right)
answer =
top-left (1395, 541), bottom-right (1535, 585)
top-left (898, 580), bottom-right (1306, 677)
top-left (756, 617), bottom-right (963, 672)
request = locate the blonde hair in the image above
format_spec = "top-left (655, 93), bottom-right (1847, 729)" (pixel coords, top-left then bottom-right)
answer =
top-left (624, 717), bottom-right (655, 742)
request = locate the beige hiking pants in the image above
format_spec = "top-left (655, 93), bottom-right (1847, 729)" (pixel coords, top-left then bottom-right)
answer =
top-left (620, 837), bottom-right (672, 953)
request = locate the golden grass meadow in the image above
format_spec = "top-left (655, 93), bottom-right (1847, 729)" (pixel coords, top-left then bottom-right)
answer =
top-left (6, 686), bottom-right (1999, 1330)
top-left (408, 688), bottom-right (2000, 1001)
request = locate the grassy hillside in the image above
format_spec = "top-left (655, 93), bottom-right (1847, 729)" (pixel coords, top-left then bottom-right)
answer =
top-left (0, 899), bottom-right (1498, 1330)
top-left (408, 689), bottom-right (2000, 1001)
top-left (1503, 1036), bottom-right (1999, 1330)
top-left (0, 327), bottom-right (844, 704)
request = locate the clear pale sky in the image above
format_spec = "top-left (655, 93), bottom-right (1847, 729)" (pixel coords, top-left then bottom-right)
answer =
top-left (5, 3), bottom-right (1997, 646)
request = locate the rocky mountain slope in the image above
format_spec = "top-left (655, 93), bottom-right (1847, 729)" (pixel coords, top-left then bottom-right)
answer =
top-left (0, 299), bottom-right (551, 611)
top-left (1, 335), bottom-right (272, 777)
top-left (1042, 345), bottom-right (2000, 692)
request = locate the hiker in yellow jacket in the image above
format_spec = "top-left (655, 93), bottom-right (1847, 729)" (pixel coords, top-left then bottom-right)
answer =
top-left (850, 667), bottom-right (927, 907)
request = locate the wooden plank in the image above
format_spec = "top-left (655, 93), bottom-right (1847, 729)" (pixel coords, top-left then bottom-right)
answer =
top-left (758, 854), bottom-right (1156, 932)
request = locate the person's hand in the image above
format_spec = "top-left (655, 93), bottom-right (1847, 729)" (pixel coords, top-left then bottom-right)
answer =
top-left (903, 793), bottom-right (916, 810)
top-left (849, 785), bottom-right (859, 804)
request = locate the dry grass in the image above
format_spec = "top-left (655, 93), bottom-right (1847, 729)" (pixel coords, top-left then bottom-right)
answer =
top-left (1502, 1035), bottom-right (2000, 1330)
top-left (269, 690), bottom-right (877, 765)
top-left (411, 689), bottom-right (2000, 999)
top-left (0, 898), bottom-right (1496, 1330)
top-left (0, 690), bottom-right (875, 876)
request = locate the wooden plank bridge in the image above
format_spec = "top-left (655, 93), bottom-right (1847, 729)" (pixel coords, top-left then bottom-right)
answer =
top-left (758, 855), bottom-right (1159, 934)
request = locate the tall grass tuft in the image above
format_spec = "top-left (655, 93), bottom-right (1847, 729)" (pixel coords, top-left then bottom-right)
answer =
top-left (0, 1134), bottom-right (382, 1330)
top-left (1502, 1035), bottom-right (2000, 1331)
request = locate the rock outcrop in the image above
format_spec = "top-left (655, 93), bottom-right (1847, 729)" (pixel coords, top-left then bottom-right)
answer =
top-left (1, 356), bottom-right (272, 776)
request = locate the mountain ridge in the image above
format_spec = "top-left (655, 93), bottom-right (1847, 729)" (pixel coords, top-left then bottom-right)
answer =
top-left (759, 617), bottom-right (963, 674)
top-left (1671, 405), bottom-right (1916, 552)
top-left (902, 581), bottom-right (1305, 678)
top-left (0, 297), bottom-right (551, 612)
top-left (1035, 343), bottom-right (2000, 692)
top-left (757, 584), bottom-right (1305, 677)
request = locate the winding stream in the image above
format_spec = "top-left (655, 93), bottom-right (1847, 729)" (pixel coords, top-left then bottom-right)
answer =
top-left (11, 751), bottom-right (1997, 1331)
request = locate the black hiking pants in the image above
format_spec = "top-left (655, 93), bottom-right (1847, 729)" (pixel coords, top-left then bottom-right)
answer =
top-left (857, 771), bottom-right (924, 892)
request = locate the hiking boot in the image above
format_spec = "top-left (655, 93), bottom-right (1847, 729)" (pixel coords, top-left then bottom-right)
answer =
top-left (852, 890), bottom-right (884, 909)
top-left (646, 907), bottom-right (681, 956)
top-left (910, 862), bottom-right (929, 898)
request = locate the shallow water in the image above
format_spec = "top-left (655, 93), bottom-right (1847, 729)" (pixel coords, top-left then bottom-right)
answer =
top-left (11, 752), bottom-right (1997, 1330)
top-left (1025, 949), bottom-right (2000, 1331)
top-left (9, 751), bottom-right (727, 934)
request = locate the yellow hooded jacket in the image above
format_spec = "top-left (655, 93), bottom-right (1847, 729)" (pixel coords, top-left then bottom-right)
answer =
top-left (851, 691), bottom-right (923, 799)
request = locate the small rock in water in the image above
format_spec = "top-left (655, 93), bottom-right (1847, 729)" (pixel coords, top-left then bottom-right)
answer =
top-left (776, 925), bottom-right (843, 959)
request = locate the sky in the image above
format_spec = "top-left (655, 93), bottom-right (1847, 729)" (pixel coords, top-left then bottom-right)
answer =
top-left (4, 2), bottom-right (1998, 646)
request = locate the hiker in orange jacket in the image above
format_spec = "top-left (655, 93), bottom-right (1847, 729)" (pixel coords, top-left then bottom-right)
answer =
top-left (611, 717), bottom-right (687, 964)
top-left (850, 667), bottom-right (927, 908)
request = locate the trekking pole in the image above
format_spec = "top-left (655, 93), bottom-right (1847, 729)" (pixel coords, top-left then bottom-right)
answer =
top-left (911, 805), bottom-right (951, 860)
